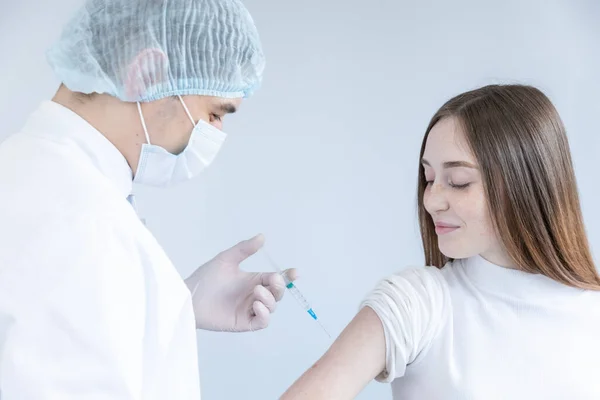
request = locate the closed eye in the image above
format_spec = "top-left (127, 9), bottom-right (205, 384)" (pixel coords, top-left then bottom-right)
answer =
top-left (449, 182), bottom-right (470, 189)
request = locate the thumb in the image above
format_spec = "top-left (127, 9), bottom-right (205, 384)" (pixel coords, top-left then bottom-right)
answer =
top-left (222, 234), bottom-right (265, 264)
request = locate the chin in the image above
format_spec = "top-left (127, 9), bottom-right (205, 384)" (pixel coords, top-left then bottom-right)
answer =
top-left (437, 238), bottom-right (479, 260)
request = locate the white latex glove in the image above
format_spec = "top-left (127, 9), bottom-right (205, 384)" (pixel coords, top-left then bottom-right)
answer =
top-left (184, 234), bottom-right (298, 332)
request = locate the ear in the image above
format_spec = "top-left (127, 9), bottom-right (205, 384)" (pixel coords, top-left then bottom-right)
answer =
top-left (124, 48), bottom-right (169, 100)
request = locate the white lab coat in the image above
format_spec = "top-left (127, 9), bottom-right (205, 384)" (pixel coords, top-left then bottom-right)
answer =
top-left (0, 101), bottom-right (201, 399)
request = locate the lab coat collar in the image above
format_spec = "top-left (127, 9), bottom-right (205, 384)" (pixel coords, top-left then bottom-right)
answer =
top-left (23, 100), bottom-right (134, 199)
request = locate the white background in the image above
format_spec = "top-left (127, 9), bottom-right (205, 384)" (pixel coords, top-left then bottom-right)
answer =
top-left (1, 0), bottom-right (599, 398)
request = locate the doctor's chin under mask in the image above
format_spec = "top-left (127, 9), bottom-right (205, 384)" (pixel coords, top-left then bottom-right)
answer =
top-left (133, 95), bottom-right (227, 187)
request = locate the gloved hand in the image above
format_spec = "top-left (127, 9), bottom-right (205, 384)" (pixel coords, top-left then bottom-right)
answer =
top-left (184, 234), bottom-right (297, 332)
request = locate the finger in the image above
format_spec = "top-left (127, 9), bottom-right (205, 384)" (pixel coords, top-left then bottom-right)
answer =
top-left (260, 269), bottom-right (298, 287)
top-left (261, 268), bottom-right (300, 301)
top-left (282, 268), bottom-right (298, 282)
top-left (221, 234), bottom-right (265, 264)
top-left (250, 301), bottom-right (270, 331)
top-left (254, 285), bottom-right (277, 313)
top-left (262, 272), bottom-right (286, 301)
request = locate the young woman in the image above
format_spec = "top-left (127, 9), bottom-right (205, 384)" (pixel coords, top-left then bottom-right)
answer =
top-left (281, 84), bottom-right (600, 399)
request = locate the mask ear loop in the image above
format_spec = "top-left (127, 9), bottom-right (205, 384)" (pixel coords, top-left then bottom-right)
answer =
top-left (178, 95), bottom-right (197, 127)
top-left (136, 102), bottom-right (152, 145)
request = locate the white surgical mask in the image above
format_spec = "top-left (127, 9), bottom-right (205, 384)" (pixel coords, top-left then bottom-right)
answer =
top-left (133, 95), bottom-right (227, 187)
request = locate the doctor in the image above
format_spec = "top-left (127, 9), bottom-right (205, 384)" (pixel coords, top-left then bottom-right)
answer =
top-left (0, 0), bottom-right (296, 398)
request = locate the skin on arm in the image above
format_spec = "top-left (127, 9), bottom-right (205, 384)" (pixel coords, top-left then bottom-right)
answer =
top-left (280, 306), bottom-right (386, 400)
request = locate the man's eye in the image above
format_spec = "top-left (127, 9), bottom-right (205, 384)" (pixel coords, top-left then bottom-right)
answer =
top-left (210, 114), bottom-right (222, 122)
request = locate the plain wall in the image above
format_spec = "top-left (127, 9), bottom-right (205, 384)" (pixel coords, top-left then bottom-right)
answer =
top-left (1, 0), bottom-right (599, 398)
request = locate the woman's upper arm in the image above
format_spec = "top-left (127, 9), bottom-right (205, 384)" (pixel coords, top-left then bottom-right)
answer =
top-left (280, 266), bottom-right (450, 400)
top-left (280, 306), bottom-right (385, 400)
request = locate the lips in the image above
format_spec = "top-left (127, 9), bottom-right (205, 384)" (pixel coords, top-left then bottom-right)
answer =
top-left (434, 222), bottom-right (460, 235)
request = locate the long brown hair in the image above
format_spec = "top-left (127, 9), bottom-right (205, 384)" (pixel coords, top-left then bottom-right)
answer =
top-left (417, 84), bottom-right (600, 290)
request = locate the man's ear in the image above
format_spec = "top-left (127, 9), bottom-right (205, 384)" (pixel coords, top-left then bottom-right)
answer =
top-left (124, 48), bottom-right (169, 100)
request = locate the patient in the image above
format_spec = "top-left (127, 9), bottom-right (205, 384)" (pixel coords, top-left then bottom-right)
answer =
top-left (281, 84), bottom-right (600, 399)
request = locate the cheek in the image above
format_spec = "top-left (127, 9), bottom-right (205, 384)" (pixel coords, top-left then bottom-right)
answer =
top-left (438, 188), bottom-right (497, 258)
top-left (175, 120), bottom-right (195, 151)
top-left (156, 119), bottom-right (194, 154)
top-left (455, 188), bottom-right (496, 241)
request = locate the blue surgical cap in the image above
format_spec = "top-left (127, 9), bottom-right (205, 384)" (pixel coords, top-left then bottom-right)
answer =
top-left (47, 0), bottom-right (265, 102)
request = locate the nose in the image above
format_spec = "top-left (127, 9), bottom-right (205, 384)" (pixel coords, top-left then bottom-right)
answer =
top-left (423, 182), bottom-right (449, 214)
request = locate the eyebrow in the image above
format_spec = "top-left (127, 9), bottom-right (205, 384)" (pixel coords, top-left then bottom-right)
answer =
top-left (421, 159), bottom-right (478, 169)
top-left (217, 102), bottom-right (237, 114)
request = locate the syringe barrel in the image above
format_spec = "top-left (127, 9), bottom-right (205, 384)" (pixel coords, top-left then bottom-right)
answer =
top-left (286, 282), bottom-right (311, 311)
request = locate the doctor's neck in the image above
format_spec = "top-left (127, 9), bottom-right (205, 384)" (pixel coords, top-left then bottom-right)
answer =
top-left (52, 85), bottom-right (153, 174)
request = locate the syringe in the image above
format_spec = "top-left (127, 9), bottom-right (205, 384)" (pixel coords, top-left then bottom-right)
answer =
top-left (262, 248), bottom-right (331, 338)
